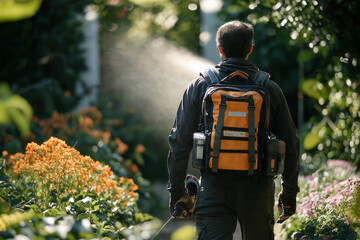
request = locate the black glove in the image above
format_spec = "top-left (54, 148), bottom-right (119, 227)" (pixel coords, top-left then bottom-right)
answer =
top-left (169, 193), bottom-right (194, 218)
top-left (277, 192), bottom-right (296, 223)
top-left (169, 192), bottom-right (182, 215)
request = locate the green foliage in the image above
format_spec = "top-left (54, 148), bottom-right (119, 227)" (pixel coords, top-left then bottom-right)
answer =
top-left (303, 121), bottom-right (326, 150)
top-left (0, 0), bottom-right (91, 118)
top-left (0, 83), bottom-right (33, 135)
top-left (299, 78), bottom-right (328, 101)
top-left (0, 0), bottom-right (43, 22)
top-left (0, 212), bottom-right (97, 240)
top-left (292, 217), bottom-right (358, 240)
top-left (349, 187), bottom-right (360, 221)
top-left (301, 72), bottom-right (360, 167)
top-left (222, 0), bottom-right (360, 58)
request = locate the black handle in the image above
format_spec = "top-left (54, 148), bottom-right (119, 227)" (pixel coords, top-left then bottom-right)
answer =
top-left (172, 202), bottom-right (186, 217)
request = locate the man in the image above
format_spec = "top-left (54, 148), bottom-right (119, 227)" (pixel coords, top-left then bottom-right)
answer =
top-left (167, 20), bottom-right (299, 240)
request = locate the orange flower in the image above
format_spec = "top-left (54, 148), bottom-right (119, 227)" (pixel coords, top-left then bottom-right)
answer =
top-left (119, 176), bottom-right (125, 184)
top-left (79, 116), bottom-right (94, 132)
top-left (2, 150), bottom-right (8, 157)
top-left (50, 111), bottom-right (67, 129)
top-left (79, 106), bottom-right (102, 125)
top-left (125, 163), bottom-right (139, 174)
top-left (64, 91), bottom-right (71, 98)
top-left (128, 179), bottom-right (135, 185)
top-left (103, 131), bottom-right (111, 144)
top-left (129, 184), bottom-right (139, 191)
top-left (129, 191), bottom-right (136, 198)
top-left (92, 130), bottom-right (103, 141)
top-left (135, 144), bottom-right (146, 154)
top-left (115, 137), bottom-right (128, 155)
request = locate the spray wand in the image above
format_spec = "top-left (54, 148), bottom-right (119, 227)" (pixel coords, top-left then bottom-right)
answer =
top-left (150, 175), bottom-right (199, 240)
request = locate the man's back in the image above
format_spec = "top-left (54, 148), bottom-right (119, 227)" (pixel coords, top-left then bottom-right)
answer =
top-left (167, 21), bottom-right (299, 240)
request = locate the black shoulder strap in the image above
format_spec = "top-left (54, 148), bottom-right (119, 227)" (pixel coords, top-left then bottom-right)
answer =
top-left (201, 68), bottom-right (221, 84)
top-left (254, 70), bottom-right (270, 88)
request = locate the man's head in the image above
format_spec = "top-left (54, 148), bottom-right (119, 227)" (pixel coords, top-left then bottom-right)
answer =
top-left (216, 20), bottom-right (254, 60)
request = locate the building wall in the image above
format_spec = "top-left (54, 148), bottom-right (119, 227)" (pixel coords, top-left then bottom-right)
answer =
top-left (200, 0), bottom-right (223, 64)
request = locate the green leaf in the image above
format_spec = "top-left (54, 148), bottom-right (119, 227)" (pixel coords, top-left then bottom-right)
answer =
top-left (0, 103), bottom-right (10, 124)
top-left (7, 107), bottom-right (31, 134)
top-left (299, 78), bottom-right (328, 100)
top-left (77, 213), bottom-right (97, 221)
top-left (7, 95), bottom-right (33, 120)
top-left (91, 205), bottom-right (100, 212)
top-left (24, 204), bottom-right (40, 211)
top-left (0, 82), bottom-right (33, 134)
top-left (0, 0), bottom-right (43, 23)
top-left (0, 202), bottom-right (12, 214)
top-left (134, 153), bottom-right (145, 165)
top-left (43, 208), bottom-right (61, 216)
top-left (134, 213), bottom-right (156, 223)
top-left (0, 82), bottom-right (12, 99)
top-left (304, 122), bottom-right (326, 150)
top-left (0, 158), bottom-right (5, 170)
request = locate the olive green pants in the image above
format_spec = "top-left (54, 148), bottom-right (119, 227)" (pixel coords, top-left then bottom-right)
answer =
top-left (194, 173), bottom-right (275, 240)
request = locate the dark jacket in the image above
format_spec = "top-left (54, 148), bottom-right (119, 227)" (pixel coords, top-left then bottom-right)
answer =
top-left (167, 58), bottom-right (300, 201)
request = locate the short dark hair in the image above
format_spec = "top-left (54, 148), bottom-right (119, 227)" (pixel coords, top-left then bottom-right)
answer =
top-left (216, 20), bottom-right (254, 59)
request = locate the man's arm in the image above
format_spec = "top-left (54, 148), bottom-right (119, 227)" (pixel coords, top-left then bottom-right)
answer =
top-left (267, 81), bottom-right (300, 223)
top-left (268, 81), bottom-right (300, 196)
top-left (167, 78), bottom-right (202, 212)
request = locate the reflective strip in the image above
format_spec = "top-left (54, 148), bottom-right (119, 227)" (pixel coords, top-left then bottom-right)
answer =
top-left (223, 131), bottom-right (246, 137)
top-left (229, 111), bottom-right (246, 117)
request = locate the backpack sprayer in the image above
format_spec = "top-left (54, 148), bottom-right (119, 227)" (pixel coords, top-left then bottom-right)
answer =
top-left (150, 175), bottom-right (200, 240)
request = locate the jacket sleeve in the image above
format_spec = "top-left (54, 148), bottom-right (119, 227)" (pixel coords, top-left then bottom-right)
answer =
top-left (268, 81), bottom-right (300, 198)
top-left (167, 78), bottom-right (203, 199)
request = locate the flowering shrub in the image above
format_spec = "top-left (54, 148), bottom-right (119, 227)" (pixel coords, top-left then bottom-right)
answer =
top-left (292, 177), bottom-right (360, 239)
top-left (276, 160), bottom-right (360, 239)
top-left (2, 103), bottom-right (148, 183)
top-left (29, 105), bottom-right (155, 210)
top-left (6, 137), bottom-right (138, 208)
top-left (1, 138), bottom-right (159, 239)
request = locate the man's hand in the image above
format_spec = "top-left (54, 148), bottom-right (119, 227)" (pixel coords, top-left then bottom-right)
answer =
top-left (170, 194), bottom-right (195, 219)
top-left (277, 192), bottom-right (296, 223)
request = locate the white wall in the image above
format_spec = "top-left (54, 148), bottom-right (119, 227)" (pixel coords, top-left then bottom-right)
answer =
top-left (75, 7), bottom-right (100, 111)
top-left (200, 0), bottom-right (223, 64)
